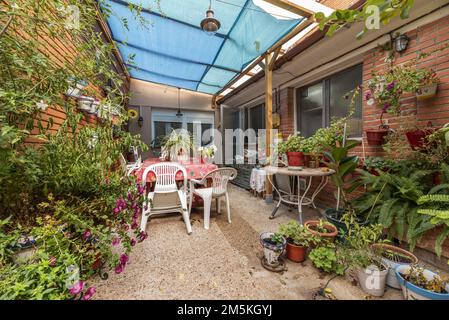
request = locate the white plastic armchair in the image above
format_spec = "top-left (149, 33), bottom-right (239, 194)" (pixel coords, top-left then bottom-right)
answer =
top-left (140, 162), bottom-right (192, 235)
top-left (120, 153), bottom-right (142, 176)
top-left (188, 168), bottom-right (237, 230)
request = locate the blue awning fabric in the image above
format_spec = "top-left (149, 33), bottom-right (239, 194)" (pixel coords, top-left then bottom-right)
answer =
top-left (103, 0), bottom-right (303, 94)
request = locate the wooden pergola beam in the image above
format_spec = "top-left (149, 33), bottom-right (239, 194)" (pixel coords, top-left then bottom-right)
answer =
top-left (263, 0), bottom-right (315, 18)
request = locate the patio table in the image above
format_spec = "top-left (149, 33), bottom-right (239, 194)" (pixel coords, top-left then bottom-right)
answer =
top-left (263, 166), bottom-right (335, 224)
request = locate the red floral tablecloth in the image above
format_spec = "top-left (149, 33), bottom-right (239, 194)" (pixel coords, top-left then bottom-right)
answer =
top-left (133, 158), bottom-right (218, 208)
top-left (134, 158), bottom-right (218, 183)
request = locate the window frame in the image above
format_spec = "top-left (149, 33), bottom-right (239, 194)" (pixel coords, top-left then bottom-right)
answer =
top-left (295, 64), bottom-right (363, 138)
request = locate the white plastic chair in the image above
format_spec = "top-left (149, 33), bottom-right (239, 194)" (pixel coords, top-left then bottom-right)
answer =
top-left (120, 153), bottom-right (142, 176)
top-left (188, 168), bottom-right (237, 230)
top-left (140, 162), bottom-right (192, 235)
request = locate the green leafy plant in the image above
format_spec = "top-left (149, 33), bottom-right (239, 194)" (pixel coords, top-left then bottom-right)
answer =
top-left (315, 0), bottom-right (415, 39)
top-left (278, 133), bottom-right (304, 154)
top-left (401, 265), bottom-right (448, 293)
top-left (278, 220), bottom-right (315, 247)
top-left (322, 140), bottom-right (360, 210)
top-left (309, 245), bottom-right (345, 275)
top-left (161, 129), bottom-right (192, 160)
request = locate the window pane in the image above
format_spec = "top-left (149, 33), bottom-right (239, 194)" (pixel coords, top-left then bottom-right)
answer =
top-left (298, 82), bottom-right (324, 137)
top-left (249, 104), bottom-right (265, 135)
top-left (329, 65), bottom-right (363, 136)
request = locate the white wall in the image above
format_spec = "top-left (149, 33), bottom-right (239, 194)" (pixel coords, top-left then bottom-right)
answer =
top-left (128, 79), bottom-right (216, 158)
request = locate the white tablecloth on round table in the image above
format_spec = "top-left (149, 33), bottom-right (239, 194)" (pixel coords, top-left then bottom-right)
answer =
top-left (250, 168), bottom-right (266, 193)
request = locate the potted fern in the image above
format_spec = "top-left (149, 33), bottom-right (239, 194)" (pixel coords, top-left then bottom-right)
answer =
top-left (161, 129), bottom-right (192, 162)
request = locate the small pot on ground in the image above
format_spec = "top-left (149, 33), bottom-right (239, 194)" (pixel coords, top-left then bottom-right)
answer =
top-left (260, 232), bottom-right (286, 266)
top-left (357, 262), bottom-right (388, 297)
top-left (371, 243), bottom-right (418, 289)
top-left (396, 265), bottom-right (449, 300)
top-left (285, 242), bottom-right (307, 263)
top-left (366, 128), bottom-right (389, 146)
top-left (304, 220), bottom-right (338, 241)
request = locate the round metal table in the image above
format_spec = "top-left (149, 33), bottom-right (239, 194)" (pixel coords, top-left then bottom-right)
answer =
top-left (263, 166), bottom-right (335, 224)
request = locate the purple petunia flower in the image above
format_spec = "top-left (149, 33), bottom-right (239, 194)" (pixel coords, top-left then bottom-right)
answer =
top-left (137, 185), bottom-right (145, 195)
top-left (120, 254), bottom-right (129, 265)
top-left (69, 281), bottom-right (85, 295)
top-left (112, 237), bottom-right (121, 246)
top-left (115, 263), bottom-right (124, 274)
top-left (130, 239), bottom-right (137, 246)
top-left (127, 192), bottom-right (133, 201)
top-left (81, 287), bottom-right (96, 300)
top-left (382, 103), bottom-right (390, 112)
top-left (386, 82), bottom-right (395, 91)
top-left (365, 92), bottom-right (371, 101)
top-left (138, 231), bottom-right (148, 243)
top-left (131, 221), bottom-right (138, 230)
top-left (82, 230), bottom-right (92, 241)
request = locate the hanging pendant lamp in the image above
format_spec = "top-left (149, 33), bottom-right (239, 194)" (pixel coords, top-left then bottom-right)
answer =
top-left (200, 0), bottom-right (221, 35)
top-left (176, 87), bottom-right (183, 117)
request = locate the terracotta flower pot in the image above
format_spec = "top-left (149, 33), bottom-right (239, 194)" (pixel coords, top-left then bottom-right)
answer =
top-left (371, 243), bottom-right (418, 289)
top-left (405, 128), bottom-right (436, 150)
top-left (286, 242), bottom-right (307, 263)
top-left (304, 220), bottom-right (338, 241)
top-left (286, 151), bottom-right (305, 167)
top-left (366, 129), bottom-right (389, 146)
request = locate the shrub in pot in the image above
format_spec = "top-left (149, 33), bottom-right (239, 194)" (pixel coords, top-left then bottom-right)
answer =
top-left (260, 232), bottom-right (286, 266)
top-left (371, 243), bottom-right (418, 289)
top-left (396, 264), bottom-right (449, 300)
top-left (278, 134), bottom-right (305, 168)
top-left (278, 220), bottom-right (314, 262)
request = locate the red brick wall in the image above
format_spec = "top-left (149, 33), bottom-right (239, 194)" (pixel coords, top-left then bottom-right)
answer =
top-left (277, 87), bottom-right (295, 139)
top-left (278, 14), bottom-right (449, 257)
top-left (363, 15), bottom-right (449, 156)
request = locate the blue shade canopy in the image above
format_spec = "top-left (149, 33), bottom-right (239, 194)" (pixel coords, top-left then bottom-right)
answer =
top-left (104, 0), bottom-right (303, 94)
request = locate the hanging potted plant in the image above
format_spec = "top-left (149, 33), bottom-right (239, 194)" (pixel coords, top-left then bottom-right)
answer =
top-left (395, 264), bottom-right (449, 300)
top-left (415, 69), bottom-right (439, 101)
top-left (278, 220), bottom-right (314, 263)
top-left (371, 243), bottom-right (418, 289)
top-left (260, 232), bottom-right (286, 266)
top-left (278, 134), bottom-right (305, 169)
top-left (161, 129), bottom-right (192, 162)
top-left (405, 121), bottom-right (439, 150)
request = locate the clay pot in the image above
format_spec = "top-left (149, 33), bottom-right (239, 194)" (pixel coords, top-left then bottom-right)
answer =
top-left (286, 151), bottom-right (305, 167)
top-left (405, 128), bottom-right (436, 150)
top-left (366, 129), bottom-right (389, 146)
top-left (304, 220), bottom-right (338, 241)
top-left (286, 242), bottom-right (307, 263)
top-left (371, 243), bottom-right (418, 289)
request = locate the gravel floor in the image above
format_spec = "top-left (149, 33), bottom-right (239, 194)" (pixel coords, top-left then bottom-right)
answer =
top-left (93, 184), bottom-right (403, 300)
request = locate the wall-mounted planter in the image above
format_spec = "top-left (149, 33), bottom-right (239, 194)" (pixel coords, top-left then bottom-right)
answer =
top-left (416, 84), bottom-right (438, 101)
top-left (77, 96), bottom-right (94, 112)
top-left (366, 129), bottom-right (389, 146)
top-left (66, 79), bottom-right (88, 98)
top-left (405, 128), bottom-right (436, 150)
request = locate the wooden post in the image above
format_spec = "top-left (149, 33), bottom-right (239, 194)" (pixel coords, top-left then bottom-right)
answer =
top-left (265, 53), bottom-right (274, 203)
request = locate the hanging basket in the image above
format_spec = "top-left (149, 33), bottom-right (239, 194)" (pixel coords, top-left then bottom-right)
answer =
top-left (366, 128), bottom-right (390, 146)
